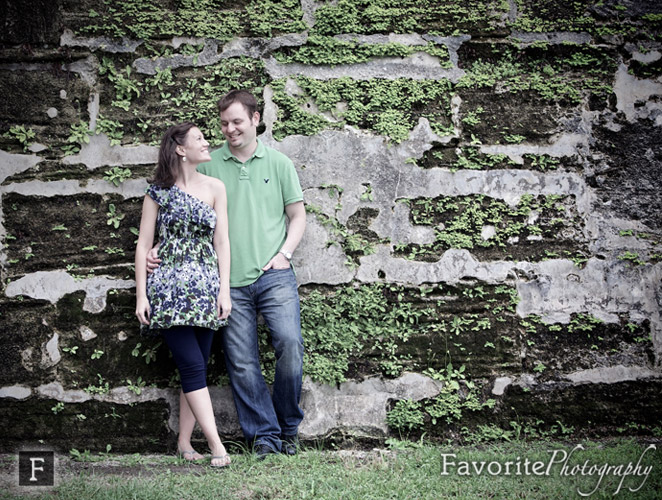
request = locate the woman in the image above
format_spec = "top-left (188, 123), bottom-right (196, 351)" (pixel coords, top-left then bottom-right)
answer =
top-left (135, 122), bottom-right (231, 467)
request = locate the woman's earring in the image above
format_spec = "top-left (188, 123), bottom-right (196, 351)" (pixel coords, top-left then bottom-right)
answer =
top-left (182, 156), bottom-right (187, 162)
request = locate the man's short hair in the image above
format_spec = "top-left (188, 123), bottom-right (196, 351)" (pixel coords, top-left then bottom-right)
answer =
top-left (218, 90), bottom-right (258, 117)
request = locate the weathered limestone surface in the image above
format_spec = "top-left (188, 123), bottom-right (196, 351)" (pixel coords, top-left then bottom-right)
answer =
top-left (300, 373), bottom-right (445, 438)
top-left (1, 0), bottom-right (661, 451)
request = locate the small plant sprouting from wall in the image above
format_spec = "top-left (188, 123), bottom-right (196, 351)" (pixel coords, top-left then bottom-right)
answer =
top-left (270, 76), bottom-right (453, 143)
top-left (394, 193), bottom-right (587, 263)
top-left (103, 167), bottom-right (132, 187)
top-left (95, 56), bottom-right (269, 147)
top-left (273, 36), bottom-right (452, 67)
top-left (292, 281), bottom-right (521, 385)
top-left (387, 363), bottom-right (495, 437)
top-left (78, 0), bottom-right (305, 42)
top-left (311, 0), bottom-right (507, 36)
top-left (3, 125), bottom-right (35, 152)
top-left (457, 43), bottom-right (617, 105)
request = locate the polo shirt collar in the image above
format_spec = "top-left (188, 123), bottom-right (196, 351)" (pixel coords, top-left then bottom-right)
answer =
top-left (221, 139), bottom-right (266, 163)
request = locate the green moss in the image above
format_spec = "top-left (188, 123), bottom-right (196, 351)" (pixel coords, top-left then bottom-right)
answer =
top-left (299, 283), bottom-right (431, 383)
top-left (295, 281), bottom-right (523, 385)
top-left (394, 193), bottom-right (586, 262)
top-left (78, 0), bottom-right (305, 41)
top-left (509, 0), bottom-right (631, 35)
top-left (273, 35), bottom-right (452, 67)
top-left (271, 76), bottom-right (453, 142)
top-left (311, 0), bottom-right (506, 36)
top-left (521, 313), bottom-right (653, 377)
top-left (79, 0), bottom-right (241, 41)
top-left (511, 1), bottom-right (662, 39)
top-left (457, 43), bottom-right (617, 105)
top-left (245, 0), bottom-right (306, 37)
top-left (3, 193), bottom-right (141, 275)
top-left (628, 58), bottom-right (662, 79)
top-left (452, 148), bottom-right (511, 170)
top-left (96, 56), bottom-right (268, 147)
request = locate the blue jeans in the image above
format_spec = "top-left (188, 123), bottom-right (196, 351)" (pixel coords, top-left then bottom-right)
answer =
top-left (221, 268), bottom-right (304, 452)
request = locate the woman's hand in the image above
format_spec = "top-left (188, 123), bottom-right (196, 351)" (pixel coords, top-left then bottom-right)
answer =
top-left (136, 296), bottom-right (151, 325)
top-left (217, 292), bottom-right (232, 320)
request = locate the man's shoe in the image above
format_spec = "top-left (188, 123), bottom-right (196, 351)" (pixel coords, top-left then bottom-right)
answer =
top-left (281, 435), bottom-right (299, 456)
top-left (254, 444), bottom-right (277, 460)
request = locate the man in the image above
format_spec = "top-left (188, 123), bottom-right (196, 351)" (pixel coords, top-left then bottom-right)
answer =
top-left (149, 90), bottom-right (306, 458)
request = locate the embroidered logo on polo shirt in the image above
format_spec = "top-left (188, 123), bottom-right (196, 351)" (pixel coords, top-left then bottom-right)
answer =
top-left (264, 178), bottom-right (270, 183)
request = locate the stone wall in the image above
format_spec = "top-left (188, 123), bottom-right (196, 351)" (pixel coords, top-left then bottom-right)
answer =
top-left (1, 0), bottom-right (661, 452)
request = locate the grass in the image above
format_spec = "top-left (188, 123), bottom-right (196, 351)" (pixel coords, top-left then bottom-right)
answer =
top-left (2, 439), bottom-right (660, 499)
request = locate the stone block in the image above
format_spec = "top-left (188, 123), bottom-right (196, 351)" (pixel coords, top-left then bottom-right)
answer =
top-left (495, 378), bottom-right (662, 433)
top-left (3, 193), bottom-right (141, 275)
top-left (93, 55), bottom-right (269, 147)
top-left (0, 67), bottom-right (91, 148)
top-left (51, 290), bottom-right (177, 388)
top-left (0, 0), bottom-right (61, 45)
top-left (523, 316), bottom-right (654, 377)
top-left (458, 89), bottom-right (565, 144)
top-left (591, 120), bottom-right (662, 232)
top-left (0, 298), bottom-right (57, 385)
top-left (0, 397), bottom-right (172, 453)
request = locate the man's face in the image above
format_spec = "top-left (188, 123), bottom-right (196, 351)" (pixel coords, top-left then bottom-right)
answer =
top-left (220, 101), bottom-right (259, 153)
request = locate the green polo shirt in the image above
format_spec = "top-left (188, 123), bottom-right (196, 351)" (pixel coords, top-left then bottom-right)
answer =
top-left (198, 139), bottom-right (303, 287)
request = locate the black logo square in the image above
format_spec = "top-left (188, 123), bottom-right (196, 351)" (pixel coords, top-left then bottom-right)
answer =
top-left (19, 451), bottom-right (54, 486)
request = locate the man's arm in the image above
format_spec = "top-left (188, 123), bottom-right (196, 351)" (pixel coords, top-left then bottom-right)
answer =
top-left (262, 201), bottom-right (306, 271)
top-left (146, 244), bottom-right (161, 272)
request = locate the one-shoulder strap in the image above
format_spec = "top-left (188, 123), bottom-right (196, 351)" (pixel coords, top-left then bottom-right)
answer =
top-left (145, 184), bottom-right (170, 207)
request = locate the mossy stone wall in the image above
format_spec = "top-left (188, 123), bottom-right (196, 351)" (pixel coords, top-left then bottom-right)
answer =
top-left (1, 0), bottom-right (661, 451)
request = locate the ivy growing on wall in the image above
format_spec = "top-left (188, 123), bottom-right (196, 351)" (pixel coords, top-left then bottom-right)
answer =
top-left (93, 56), bottom-right (268, 147)
top-left (273, 36), bottom-right (452, 67)
top-left (510, 0), bottom-right (662, 38)
top-left (271, 76), bottom-right (453, 142)
top-left (291, 281), bottom-right (521, 385)
top-left (457, 42), bottom-right (618, 105)
top-left (395, 193), bottom-right (588, 263)
top-left (78, 0), bottom-right (305, 41)
top-left (311, 0), bottom-right (507, 36)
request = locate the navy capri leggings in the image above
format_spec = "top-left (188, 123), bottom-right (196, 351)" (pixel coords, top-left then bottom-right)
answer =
top-left (162, 325), bottom-right (215, 393)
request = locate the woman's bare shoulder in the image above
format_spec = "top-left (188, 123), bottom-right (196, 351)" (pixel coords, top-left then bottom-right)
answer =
top-left (200, 174), bottom-right (225, 188)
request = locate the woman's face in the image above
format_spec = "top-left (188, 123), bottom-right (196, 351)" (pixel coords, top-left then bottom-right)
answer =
top-left (181, 127), bottom-right (211, 164)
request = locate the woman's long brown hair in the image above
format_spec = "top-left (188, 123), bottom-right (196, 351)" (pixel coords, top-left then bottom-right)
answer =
top-left (151, 122), bottom-right (196, 188)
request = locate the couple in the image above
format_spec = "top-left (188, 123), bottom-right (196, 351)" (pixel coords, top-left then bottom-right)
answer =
top-left (135, 90), bottom-right (306, 467)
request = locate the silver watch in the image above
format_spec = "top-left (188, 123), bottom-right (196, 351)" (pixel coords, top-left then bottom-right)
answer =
top-left (279, 250), bottom-right (292, 261)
